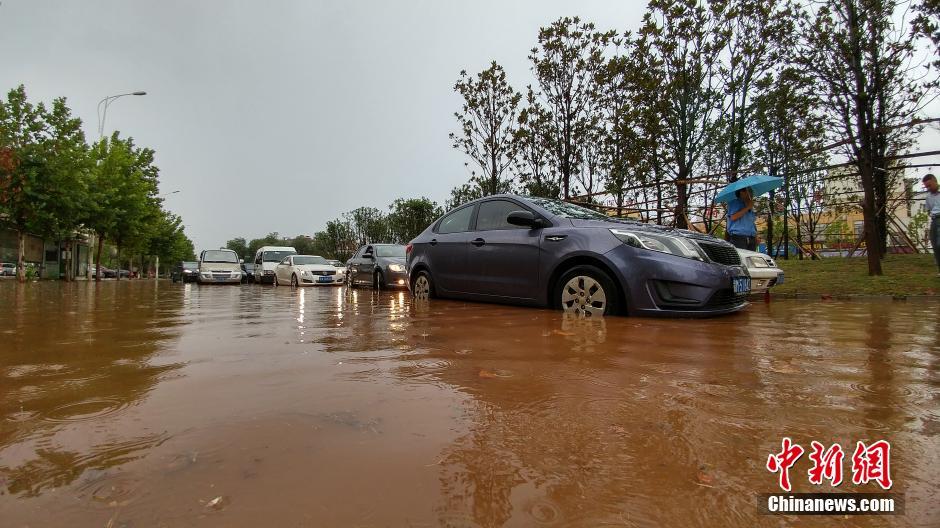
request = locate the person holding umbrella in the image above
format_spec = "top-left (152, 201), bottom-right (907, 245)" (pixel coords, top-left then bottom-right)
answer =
top-left (727, 187), bottom-right (758, 250)
top-left (715, 174), bottom-right (784, 252)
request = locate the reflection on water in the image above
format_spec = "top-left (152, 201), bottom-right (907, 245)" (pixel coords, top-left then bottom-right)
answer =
top-left (0, 281), bottom-right (938, 527)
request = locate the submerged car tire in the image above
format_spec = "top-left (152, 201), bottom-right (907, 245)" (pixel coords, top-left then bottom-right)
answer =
top-left (290, 273), bottom-right (298, 288)
top-left (555, 265), bottom-right (617, 317)
top-left (410, 269), bottom-right (435, 300)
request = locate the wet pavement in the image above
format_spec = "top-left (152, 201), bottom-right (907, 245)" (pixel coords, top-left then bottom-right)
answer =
top-left (0, 281), bottom-right (938, 527)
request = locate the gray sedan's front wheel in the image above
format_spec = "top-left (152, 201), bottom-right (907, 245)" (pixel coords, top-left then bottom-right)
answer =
top-left (410, 270), bottom-right (435, 300)
top-left (555, 265), bottom-right (617, 317)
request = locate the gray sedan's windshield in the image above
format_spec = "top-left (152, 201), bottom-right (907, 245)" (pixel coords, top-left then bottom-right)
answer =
top-left (523, 197), bottom-right (609, 220)
top-left (293, 256), bottom-right (329, 265)
top-left (375, 245), bottom-right (406, 258)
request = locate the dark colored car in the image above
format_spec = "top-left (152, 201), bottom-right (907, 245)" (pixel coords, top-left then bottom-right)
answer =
top-left (171, 261), bottom-right (199, 283)
top-left (96, 266), bottom-right (117, 279)
top-left (347, 244), bottom-right (408, 289)
top-left (406, 194), bottom-right (750, 317)
top-left (241, 262), bottom-right (256, 283)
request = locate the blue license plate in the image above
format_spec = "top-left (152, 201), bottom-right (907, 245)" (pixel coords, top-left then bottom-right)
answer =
top-left (733, 276), bottom-right (751, 294)
top-left (318, 275), bottom-right (332, 283)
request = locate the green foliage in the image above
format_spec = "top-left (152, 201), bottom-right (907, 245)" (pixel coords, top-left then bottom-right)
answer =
top-left (450, 62), bottom-right (521, 197)
top-left (225, 237), bottom-right (249, 259)
top-left (528, 17), bottom-right (615, 199)
top-left (387, 197), bottom-right (442, 243)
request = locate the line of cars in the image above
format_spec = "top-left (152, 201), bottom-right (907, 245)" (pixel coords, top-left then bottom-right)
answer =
top-left (180, 194), bottom-right (784, 317)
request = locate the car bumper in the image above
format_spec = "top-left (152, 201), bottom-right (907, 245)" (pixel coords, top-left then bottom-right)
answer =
top-left (299, 275), bottom-right (344, 286)
top-left (382, 270), bottom-right (409, 288)
top-left (603, 245), bottom-right (750, 317)
top-left (198, 275), bottom-right (242, 284)
top-left (746, 267), bottom-right (784, 293)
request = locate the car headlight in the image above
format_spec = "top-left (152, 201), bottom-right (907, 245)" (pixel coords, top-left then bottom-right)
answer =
top-left (609, 229), bottom-right (705, 261)
top-left (747, 256), bottom-right (769, 268)
top-left (388, 264), bottom-right (405, 272)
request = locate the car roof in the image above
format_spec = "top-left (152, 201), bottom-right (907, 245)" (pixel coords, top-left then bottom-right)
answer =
top-left (258, 246), bottom-right (296, 252)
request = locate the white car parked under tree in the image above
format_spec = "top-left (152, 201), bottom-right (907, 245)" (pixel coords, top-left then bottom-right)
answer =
top-left (273, 255), bottom-right (344, 287)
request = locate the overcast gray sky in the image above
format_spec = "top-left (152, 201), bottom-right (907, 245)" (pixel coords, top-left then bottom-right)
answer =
top-left (2, 1), bottom-right (937, 252)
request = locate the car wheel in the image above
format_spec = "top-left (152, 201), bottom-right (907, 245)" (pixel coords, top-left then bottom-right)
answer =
top-left (374, 271), bottom-right (384, 290)
top-left (556, 265), bottom-right (617, 317)
top-left (290, 273), bottom-right (298, 288)
top-left (411, 270), bottom-right (435, 300)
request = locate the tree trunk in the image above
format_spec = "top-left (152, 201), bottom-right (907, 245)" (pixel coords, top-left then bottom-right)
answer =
top-left (859, 165), bottom-right (883, 275)
top-left (95, 235), bottom-right (104, 282)
top-left (16, 229), bottom-right (25, 283)
top-left (674, 167), bottom-right (689, 229)
top-left (116, 247), bottom-right (121, 281)
top-left (767, 191), bottom-right (775, 256)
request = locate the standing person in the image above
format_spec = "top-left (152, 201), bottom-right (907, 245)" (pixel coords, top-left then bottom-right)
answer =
top-left (923, 173), bottom-right (940, 275)
top-left (727, 187), bottom-right (758, 251)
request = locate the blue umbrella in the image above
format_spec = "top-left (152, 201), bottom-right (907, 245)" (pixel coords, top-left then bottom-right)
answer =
top-left (714, 174), bottom-right (783, 203)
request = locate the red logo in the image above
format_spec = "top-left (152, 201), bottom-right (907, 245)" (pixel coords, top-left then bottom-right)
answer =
top-left (766, 437), bottom-right (805, 492)
top-left (807, 441), bottom-right (845, 486)
top-left (766, 439), bottom-right (892, 491)
top-left (851, 440), bottom-right (892, 490)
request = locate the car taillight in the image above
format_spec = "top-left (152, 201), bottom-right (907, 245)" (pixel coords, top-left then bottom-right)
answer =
top-left (405, 243), bottom-right (413, 254)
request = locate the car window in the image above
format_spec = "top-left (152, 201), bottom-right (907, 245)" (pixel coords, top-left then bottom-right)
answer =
top-left (263, 250), bottom-right (295, 262)
top-left (202, 250), bottom-right (238, 263)
top-left (374, 245), bottom-right (406, 257)
top-left (475, 200), bottom-right (530, 231)
top-left (437, 205), bottom-right (474, 234)
top-left (281, 257), bottom-right (291, 265)
top-left (293, 256), bottom-right (329, 265)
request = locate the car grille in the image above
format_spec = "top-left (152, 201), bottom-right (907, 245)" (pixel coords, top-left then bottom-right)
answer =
top-left (310, 270), bottom-right (336, 276)
top-left (698, 242), bottom-right (742, 266)
top-left (211, 272), bottom-right (232, 279)
top-left (703, 289), bottom-right (749, 310)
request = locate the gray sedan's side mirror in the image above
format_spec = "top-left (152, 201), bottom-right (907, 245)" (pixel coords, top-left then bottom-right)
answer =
top-left (507, 210), bottom-right (545, 228)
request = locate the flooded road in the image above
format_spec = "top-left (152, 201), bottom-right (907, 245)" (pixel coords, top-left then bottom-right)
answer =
top-left (0, 282), bottom-right (938, 527)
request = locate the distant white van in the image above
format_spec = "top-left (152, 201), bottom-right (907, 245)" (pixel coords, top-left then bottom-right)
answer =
top-left (253, 246), bottom-right (297, 284)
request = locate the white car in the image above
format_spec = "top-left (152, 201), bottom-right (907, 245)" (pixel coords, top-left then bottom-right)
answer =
top-left (273, 255), bottom-right (344, 287)
top-left (737, 248), bottom-right (784, 293)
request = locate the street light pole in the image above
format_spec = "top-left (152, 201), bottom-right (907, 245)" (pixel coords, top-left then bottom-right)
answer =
top-left (89, 91), bottom-right (147, 280)
top-left (97, 91), bottom-right (147, 138)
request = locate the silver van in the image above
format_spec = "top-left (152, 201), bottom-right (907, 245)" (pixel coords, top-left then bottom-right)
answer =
top-left (197, 249), bottom-right (242, 284)
top-left (252, 245), bottom-right (297, 284)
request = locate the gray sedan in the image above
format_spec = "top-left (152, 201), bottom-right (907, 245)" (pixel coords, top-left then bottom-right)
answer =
top-left (406, 194), bottom-right (750, 317)
top-left (347, 244), bottom-right (409, 289)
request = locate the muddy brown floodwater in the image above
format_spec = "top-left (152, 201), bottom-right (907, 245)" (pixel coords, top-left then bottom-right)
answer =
top-left (0, 282), bottom-right (938, 527)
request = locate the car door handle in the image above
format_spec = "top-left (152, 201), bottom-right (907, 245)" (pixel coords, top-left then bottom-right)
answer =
top-left (429, 239), bottom-right (438, 246)
top-left (471, 238), bottom-right (486, 247)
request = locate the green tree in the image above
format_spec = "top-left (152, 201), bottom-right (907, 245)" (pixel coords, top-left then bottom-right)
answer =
top-left (87, 133), bottom-right (159, 281)
top-left (0, 86), bottom-right (93, 282)
top-left (450, 62), bottom-right (521, 197)
top-left (225, 237), bottom-right (249, 260)
top-left (638, 0), bottom-right (727, 228)
top-left (529, 17), bottom-right (614, 199)
top-left (387, 197), bottom-right (442, 243)
top-left (799, 0), bottom-right (934, 274)
top-left (514, 89), bottom-right (559, 198)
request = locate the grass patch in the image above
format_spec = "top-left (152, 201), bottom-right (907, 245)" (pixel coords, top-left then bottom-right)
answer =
top-left (774, 254), bottom-right (939, 296)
